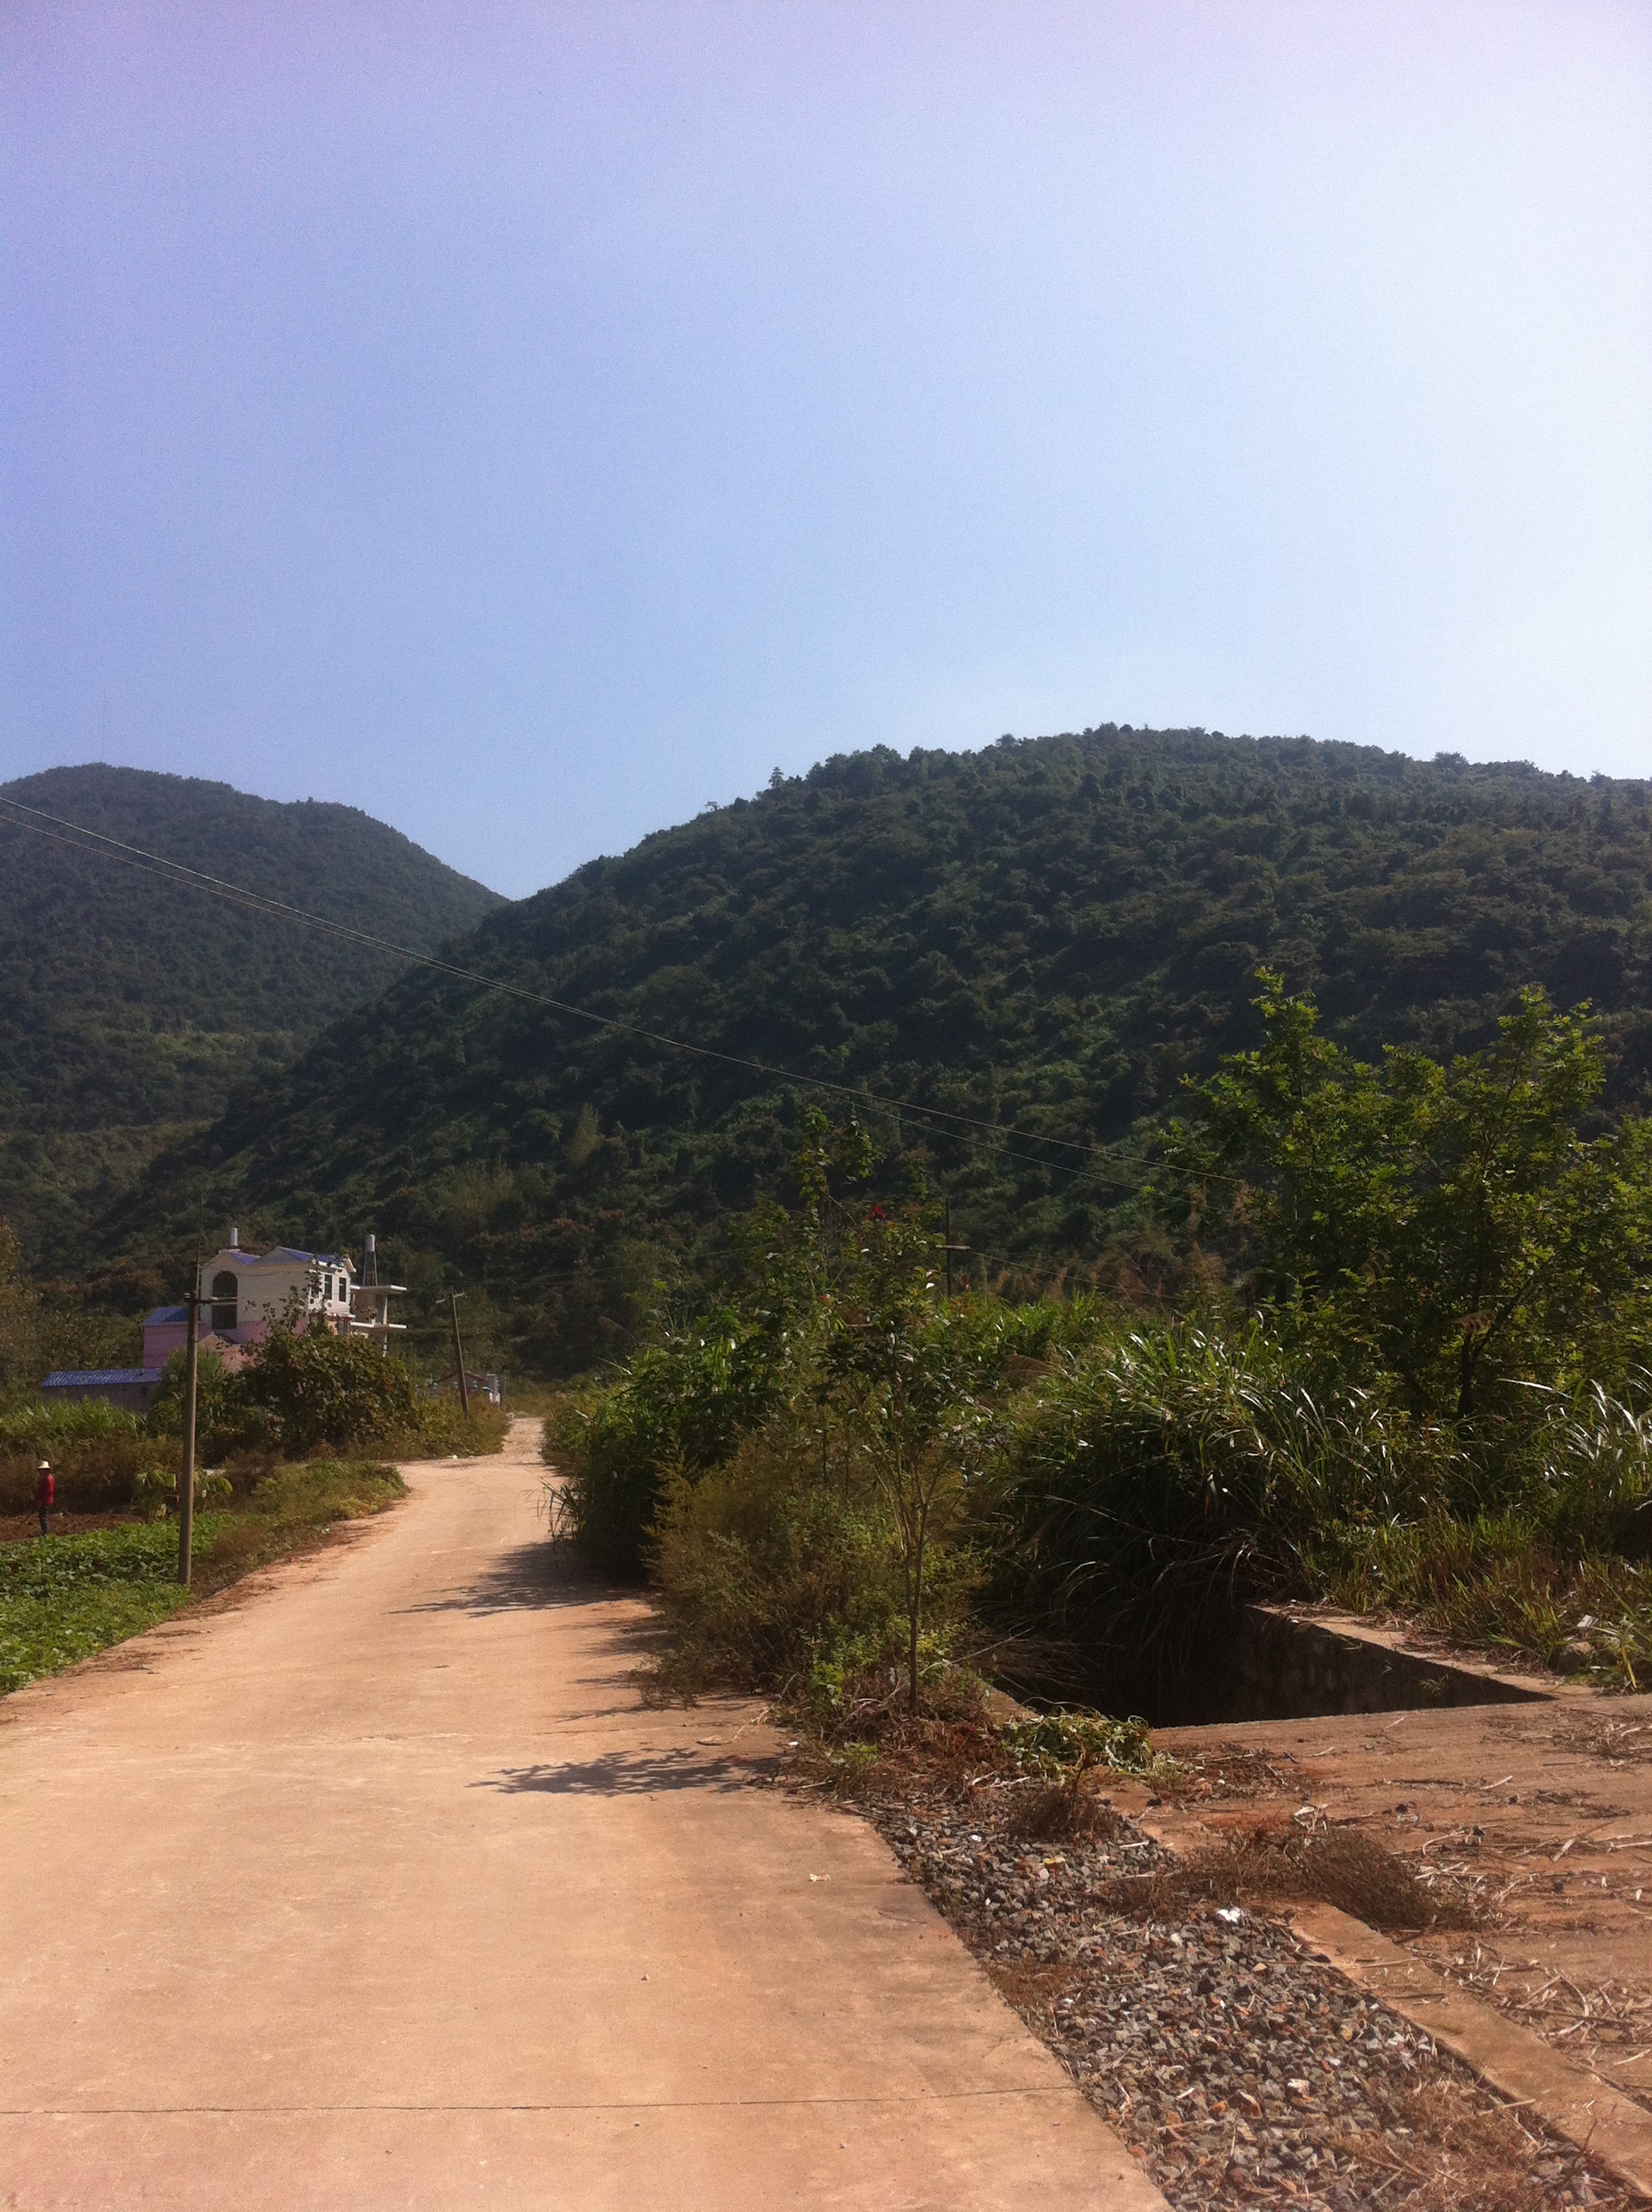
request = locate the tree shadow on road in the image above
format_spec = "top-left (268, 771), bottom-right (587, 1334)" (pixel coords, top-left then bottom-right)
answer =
top-left (403, 1540), bottom-right (631, 1617)
top-left (474, 1744), bottom-right (772, 1796)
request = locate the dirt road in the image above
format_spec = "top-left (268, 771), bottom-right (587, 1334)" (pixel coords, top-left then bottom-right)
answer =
top-left (0, 1422), bottom-right (1159, 2209)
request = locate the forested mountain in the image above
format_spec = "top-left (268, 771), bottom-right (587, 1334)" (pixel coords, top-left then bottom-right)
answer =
top-left (102, 728), bottom-right (1652, 1373)
top-left (0, 765), bottom-right (502, 1271)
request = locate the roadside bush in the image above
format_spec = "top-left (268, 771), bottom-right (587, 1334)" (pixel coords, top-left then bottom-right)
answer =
top-left (989, 1320), bottom-right (1457, 1679)
top-left (553, 1307), bottom-right (786, 1574)
top-left (649, 1426), bottom-right (910, 1697)
top-left (400, 1394), bottom-right (508, 1458)
top-left (148, 1330), bottom-right (508, 1463)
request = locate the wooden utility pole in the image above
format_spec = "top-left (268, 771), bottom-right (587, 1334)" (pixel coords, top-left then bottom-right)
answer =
top-left (449, 1292), bottom-right (470, 1417)
top-left (177, 1270), bottom-right (199, 1586)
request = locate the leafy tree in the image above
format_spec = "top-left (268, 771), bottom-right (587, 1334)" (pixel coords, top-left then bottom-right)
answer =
top-left (1160, 974), bottom-right (1652, 1418)
top-left (239, 1321), bottom-right (422, 1455)
top-left (822, 1198), bottom-right (991, 1709)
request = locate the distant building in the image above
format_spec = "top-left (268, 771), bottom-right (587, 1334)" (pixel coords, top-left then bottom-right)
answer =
top-left (41, 1368), bottom-right (164, 1414)
top-left (350, 1230), bottom-right (408, 1353)
top-left (141, 1228), bottom-right (358, 1365)
top-left (430, 1370), bottom-right (504, 1407)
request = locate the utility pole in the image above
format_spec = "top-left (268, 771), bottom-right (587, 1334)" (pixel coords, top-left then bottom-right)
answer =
top-left (449, 1292), bottom-right (470, 1417)
top-left (942, 1199), bottom-right (970, 1303)
top-left (177, 1266), bottom-right (199, 1586)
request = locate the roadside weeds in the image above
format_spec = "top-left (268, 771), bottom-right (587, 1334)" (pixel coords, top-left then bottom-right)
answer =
top-left (0, 1459), bottom-right (405, 1695)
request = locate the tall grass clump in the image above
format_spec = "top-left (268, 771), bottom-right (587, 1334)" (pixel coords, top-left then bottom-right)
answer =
top-left (989, 1320), bottom-right (1454, 1688)
top-left (0, 1400), bottom-right (166, 1516)
top-left (648, 1425), bottom-right (910, 1702)
top-left (1302, 1378), bottom-right (1652, 1684)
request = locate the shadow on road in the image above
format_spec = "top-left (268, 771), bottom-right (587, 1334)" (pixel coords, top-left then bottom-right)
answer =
top-left (475, 1745), bottom-right (771, 1796)
top-left (404, 1540), bottom-right (623, 1616)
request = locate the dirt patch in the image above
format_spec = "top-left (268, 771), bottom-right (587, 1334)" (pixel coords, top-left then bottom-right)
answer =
top-left (0, 1511), bottom-right (143, 1545)
top-left (1169, 1743), bottom-right (1305, 1802)
top-left (1554, 1718), bottom-right (1652, 1767)
top-left (1149, 1697), bottom-right (1652, 2116)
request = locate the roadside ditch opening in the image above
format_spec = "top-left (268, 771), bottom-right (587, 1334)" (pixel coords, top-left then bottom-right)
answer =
top-left (995, 1599), bottom-right (1552, 1726)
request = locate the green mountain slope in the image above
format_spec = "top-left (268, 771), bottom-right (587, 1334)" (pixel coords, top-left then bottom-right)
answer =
top-left (0, 765), bottom-right (502, 1270)
top-left (104, 729), bottom-right (1652, 1371)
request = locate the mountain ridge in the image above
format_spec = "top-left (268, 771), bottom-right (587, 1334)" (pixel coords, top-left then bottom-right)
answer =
top-left (97, 725), bottom-right (1652, 1372)
top-left (0, 763), bottom-right (503, 1270)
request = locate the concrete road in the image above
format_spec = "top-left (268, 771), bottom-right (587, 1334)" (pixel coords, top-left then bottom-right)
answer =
top-left (0, 1422), bottom-right (1160, 2210)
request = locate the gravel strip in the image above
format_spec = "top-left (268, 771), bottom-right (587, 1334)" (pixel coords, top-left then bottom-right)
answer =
top-left (821, 1757), bottom-right (1633, 2209)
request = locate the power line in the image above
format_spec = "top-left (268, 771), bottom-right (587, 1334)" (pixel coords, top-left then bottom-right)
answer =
top-left (0, 793), bottom-right (1164, 1191)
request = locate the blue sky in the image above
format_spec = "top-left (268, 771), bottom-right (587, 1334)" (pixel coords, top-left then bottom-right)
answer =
top-left (3, 2), bottom-right (1649, 898)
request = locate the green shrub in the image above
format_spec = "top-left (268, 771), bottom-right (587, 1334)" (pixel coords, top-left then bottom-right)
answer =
top-left (649, 1427), bottom-right (909, 1695)
top-left (395, 1394), bottom-right (508, 1458)
top-left (148, 1332), bottom-right (508, 1463)
top-left (990, 1319), bottom-right (1456, 1674)
top-left (0, 1398), bottom-right (144, 1450)
top-left (554, 1307), bottom-right (786, 1574)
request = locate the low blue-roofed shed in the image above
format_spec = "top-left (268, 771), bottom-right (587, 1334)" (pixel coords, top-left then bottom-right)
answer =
top-left (41, 1369), bottom-right (165, 1413)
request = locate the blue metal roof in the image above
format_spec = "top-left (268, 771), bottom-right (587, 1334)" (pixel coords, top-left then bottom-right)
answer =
top-left (43, 1369), bottom-right (165, 1387)
top-left (143, 1306), bottom-right (187, 1324)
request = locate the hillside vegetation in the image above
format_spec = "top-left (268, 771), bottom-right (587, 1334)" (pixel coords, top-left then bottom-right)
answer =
top-left (104, 727), bottom-right (1652, 1372)
top-left (563, 992), bottom-right (1652, 1722)
top-left (0, 765), bottom-right (501, 1272)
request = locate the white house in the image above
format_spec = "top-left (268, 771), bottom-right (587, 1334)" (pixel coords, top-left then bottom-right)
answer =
top-left (142, 1231), bottom-right (357, 1364)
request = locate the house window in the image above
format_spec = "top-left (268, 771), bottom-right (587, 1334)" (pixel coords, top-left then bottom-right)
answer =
top-left (211, 1272), bottom-right (237, 1334)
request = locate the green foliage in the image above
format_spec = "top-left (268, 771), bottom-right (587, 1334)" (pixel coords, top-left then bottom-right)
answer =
top-left (0, 1417), bottom-right (160, 1516)
top-left (990, 1321), bottom-right (1454, 1680)
top-left (0, 1518), bottom-right (215, 1691)
top-left (148, 1326), bottom-right (506, 1463)
top-left (999, 1709), bottom-right (1164, 1779)
top-left (0, 1220), bottom-right (140, 1407)
top-left (0, 763), bottom-right (501, 1273)
top-left (649, 1429), bottom-right (907, 1697)
top-left (108, 729), bottom-right (1652, 1377)
top-left (567, 1157), bottom-right (1003, 1709)
top-left (1161, 975), bottom-right (1652, 1417)
top-left (819, 1198), bottom-right (997, 1708)
top-left (552, 1304), bottom-right (791, 1574)
top-left (0, 1458), bottom-right (407, 1693)
top-left (229, 1324), bottom-right (423, 1456)
top-left (0, 1393), bottom-right (143, 1452)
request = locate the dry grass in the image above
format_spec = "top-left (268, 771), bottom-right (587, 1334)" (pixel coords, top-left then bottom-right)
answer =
top-left (1343, 2078), bottom-right (1608, 2211)
top-left (1103, 1818), bottom-right (1468, 1932)
top-left (1006, 1771), bottom-right (1126, 1842)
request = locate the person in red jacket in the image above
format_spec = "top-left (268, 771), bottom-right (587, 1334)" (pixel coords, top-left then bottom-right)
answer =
top-left (35, 1459), bottom-right (53, 1537)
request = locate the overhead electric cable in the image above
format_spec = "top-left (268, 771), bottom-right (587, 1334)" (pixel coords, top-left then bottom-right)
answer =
top-left (0, 793), bottom-right (1166, 1190)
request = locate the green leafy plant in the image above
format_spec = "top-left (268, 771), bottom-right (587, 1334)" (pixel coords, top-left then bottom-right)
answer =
top-left (1160, 974), bottom-right (1652, 1418)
